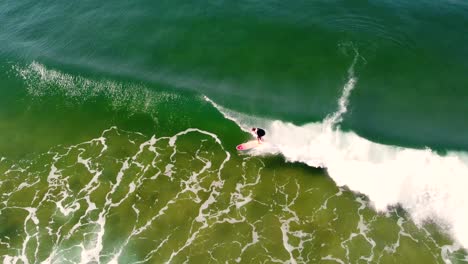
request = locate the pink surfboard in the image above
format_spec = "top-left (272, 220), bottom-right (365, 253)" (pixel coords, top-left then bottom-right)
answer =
top-left (236, 140), bottom-right (261, 151)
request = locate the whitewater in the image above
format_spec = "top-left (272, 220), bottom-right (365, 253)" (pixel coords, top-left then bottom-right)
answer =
top-left (204, 50), bottom-right (468, 255)
top-left (9, 52), bottom-right (468, 263)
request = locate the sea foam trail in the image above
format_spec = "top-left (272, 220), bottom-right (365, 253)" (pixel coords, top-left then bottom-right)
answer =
top-left (324, 46), bottom-right (359, 129)
top-left (203, 50), bottom-right (468, 254)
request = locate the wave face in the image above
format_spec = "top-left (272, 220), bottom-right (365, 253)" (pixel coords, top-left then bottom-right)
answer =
top-left (205, 52), bottom-right (468, 252)
top-left (2, 0), bottom-right (468, 262)
top-left (2, 0), bottom-right (468, 150)
top-left (2, 60), bottom-right (466, 263)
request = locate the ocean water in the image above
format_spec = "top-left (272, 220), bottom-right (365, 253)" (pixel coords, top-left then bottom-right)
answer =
top-left (0, 1), bottom-right (468, 263)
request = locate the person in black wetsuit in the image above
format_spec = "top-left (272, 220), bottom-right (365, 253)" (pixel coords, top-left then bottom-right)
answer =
top-left (252, 128), bottom-right (266, 143)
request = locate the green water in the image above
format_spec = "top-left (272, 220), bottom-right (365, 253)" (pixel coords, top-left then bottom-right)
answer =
top-left (0, 115), bottom-right (461, 263)
top-left (1, 0), bottom-right (468, 263)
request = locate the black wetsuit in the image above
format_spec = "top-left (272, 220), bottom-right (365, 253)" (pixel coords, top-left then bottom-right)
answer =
top-left (256, 128), bottom-right (266, 138)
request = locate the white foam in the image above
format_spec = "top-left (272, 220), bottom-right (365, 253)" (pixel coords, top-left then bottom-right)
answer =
top-left (14, 62), bottom-right (179, 116)
top-left (205, 98), bottom-right (468, 251)
top-left (204, 45), bottom-right (468, 252)
top-left (324, 45), bottom-right (360, 129)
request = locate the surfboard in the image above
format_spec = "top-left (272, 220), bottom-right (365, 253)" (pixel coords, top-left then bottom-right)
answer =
top-left (236, 140), bottom-right (261, 151)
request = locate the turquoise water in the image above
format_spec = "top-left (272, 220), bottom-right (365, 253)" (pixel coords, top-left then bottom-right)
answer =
top-left (1, 1), bottom-right (468, 263)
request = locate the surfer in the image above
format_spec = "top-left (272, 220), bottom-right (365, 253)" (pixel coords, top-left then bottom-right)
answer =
top-left (252, 128), bottom-right (266, 143)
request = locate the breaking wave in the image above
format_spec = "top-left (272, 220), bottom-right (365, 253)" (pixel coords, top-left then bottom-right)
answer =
top-left (13, 62), bottom-right (179, 115)
top-left (204, 49), bottom-right (468, 256)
